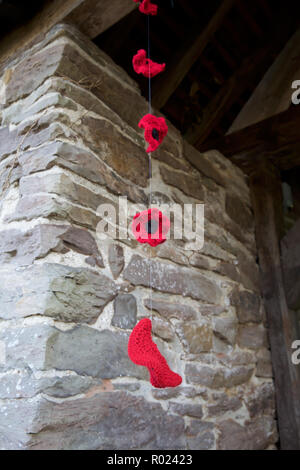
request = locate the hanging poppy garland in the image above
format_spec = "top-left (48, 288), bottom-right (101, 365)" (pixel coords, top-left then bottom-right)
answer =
top-left (128, 0), bottom-right (182, 389)
top-left (139, 114), bottom-right (168, 153)
top-left (133, 49), bottom-right (165, 78)
top-left (128, 318), bottom-right (182, 388)
top-left (132, 208), bottom-right (170, 247)
top-left (133, 0), bottom-right (158, 16)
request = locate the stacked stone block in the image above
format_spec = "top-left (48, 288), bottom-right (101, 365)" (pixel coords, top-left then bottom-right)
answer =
top-left (0, 24), bottom-right (276, 450)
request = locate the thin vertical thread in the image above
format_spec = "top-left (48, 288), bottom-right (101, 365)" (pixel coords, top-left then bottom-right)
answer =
top-left (147, 13), bottom-right (153, 320)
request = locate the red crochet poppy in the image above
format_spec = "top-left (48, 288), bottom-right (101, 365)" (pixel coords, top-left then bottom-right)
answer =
top-left (133, 0), bottom-right (158, 15)
top-left (139, 114), bottom-right (168, 153)
top-left (133, 49), bottom-right (165, 78)
top-left (132, 208), bottom-right (170, 247)
top-left (128, 318), bottom-right (182, 388)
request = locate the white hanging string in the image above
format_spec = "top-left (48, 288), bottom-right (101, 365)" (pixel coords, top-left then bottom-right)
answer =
top-left (147, 14), bottom-right (153, 323)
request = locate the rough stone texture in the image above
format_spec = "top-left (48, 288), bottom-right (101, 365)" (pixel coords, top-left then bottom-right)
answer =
top-left (112, 294), bottom-right (137, 330)
top-left (185, 363), bottom-right (254, 388)
top-left (19, 141), bottom-right (147, 204)
top-left (124, 255), bottom-right (222, 303)
top-left (160, 165), bottom-right (204, 200)
top-left (0, 264), bottom-right (116, 323)
top-left (238, 324), bottom-right (268, 350)
top-left (207, 393), bottom-right (242, 417)
top-left (169, 402), bottom-right (203, 419)
top-left (0, 23), bottom-right (275, 450)
top-left (212, 317), bottom-right (238, 345)
top-left (0, 392), bottom-right (185, 450)
top-left (244, 383), bottom-right (276, 418)
top-left (186, 421), bottom-right (215, 450)
top-left (0, 223), bottom-right (103, 267)
top-left (144, 299), bottom-right (197, 321)
top-left (176, 322), bottom-right (213, 353)
top-left (0, 324), bottom-right (146, 380)
top-left (230, 287), bottom-right (262, 323)
top-left (0, 371), bottom-right (102, 399)
top-left (256, 348), bottom-right (273, 378)
top-left (108, 243), bottom-right (125, 279)
top-left (217, 417), bottom-right (277, 450)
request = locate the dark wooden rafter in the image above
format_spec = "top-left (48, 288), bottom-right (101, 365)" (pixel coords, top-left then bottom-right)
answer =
top-left (229, 27), bottom-right (300, 133)
top-left (236, 0), bottom-right (263, 38)
top-left (211, 36), bottom-right (238, 70)
top-left (203, 105), bottom-right (300, 172)
top-left (249, 163), bottom-right (300, 449)
top-left (0, 0), bottom-right (136, 71)
top-left (185, 43), bottom-right (274, 146)
top-left (65, 0), bottom-right (136, 39)
top-left (152, 0), bottom-right (236, 110)
top-left (198, 54), bottom-right (226, 86)
top-left (187, 15), bottom-right (300, 148)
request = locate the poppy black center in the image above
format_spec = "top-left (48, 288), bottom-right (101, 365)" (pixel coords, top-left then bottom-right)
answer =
top-left (152, 128), bottom-right (160, 141)
top-left (146, 219), bottom-right (158, 234)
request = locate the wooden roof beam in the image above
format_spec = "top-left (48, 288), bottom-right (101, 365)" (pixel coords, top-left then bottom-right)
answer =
top-left (152, 0), bottom-right (236, 110)
top-left (185, 43), bottom-right (274, 146)
top-left (0, 0), bottom-right (136, 71)
top-left (204, 105), bottom-right (300, 173)
top-left (229, 27), bottom-right (300, 133)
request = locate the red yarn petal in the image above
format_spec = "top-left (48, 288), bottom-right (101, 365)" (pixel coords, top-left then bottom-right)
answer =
top-left (128, 318), bottom-right (182, 388)
top-left (133, 50), bottom-right (165, 78)
top-left (133, 0), bottom-right (158, 16)
top-left (138, 114), bottom-right (168, 153)
top-left (132, 208), bottom-right (170, 247)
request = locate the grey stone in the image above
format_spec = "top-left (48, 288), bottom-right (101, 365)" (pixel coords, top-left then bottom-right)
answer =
top-left (0, 391), bottom-right (185, 450)
top-left (244, 383), bottom-right (276, 418)
top-left (189, 253), bottom-right (218, 270)
top-left (186, 421), bottom-right (215, 450)
top-left (217, 417), bottom-right (277, 450)
top-left (19, 142), bottom-right (147, 204)
top-left (256, 348), bottom-right (273, 378)
top-left (152, 388), bottom-right (180, 400)
top-left (207, 393), bottom-right (242, 417)
top-left (176, 322), bottom-right (213, 353)
top-left (0, 324), bottom-right (146, 380)
top-left (0, 371), bottom-right (101, 399)
top-left (160, 165), bottom-right (204, 200)
top-left (44, 326), bottom-right (146, 380)
top-left (238, 324), bottom-right (268, 350)
top-left (112, 294), bottom-right (137, 330)
top-left (225, 193), bottom-right (254, 232)
top-left (230, 287), bottom-right (262, 323)
top-left (179, 387), bottom-right (208, 399)
top-left (20, 171), bottom-right (112, 212)
top-left (0, 263), bottom-right (116, 323)
top-left (152, 317), bottom-right (174, 342)
top-left (0, 225), bottom-right (104, 267)
top-left (217, 350), bottom-right (256, 367)
top-left (124, 255), bottom-right (222, 303)
top-left (185, 363), bottom-right (254, 388)
top-left (212, 317), bottom-right (238, 345)
top-left (108, 244), bottom-right (125, 279)
top-left (6, 194), bottom-right (100, 230)
top-left (169, 402), bottom-right (203, 419)
top-left (156, 244), bottom-right (189, 266)
top-left (144, 298), bottom-right (197, 321)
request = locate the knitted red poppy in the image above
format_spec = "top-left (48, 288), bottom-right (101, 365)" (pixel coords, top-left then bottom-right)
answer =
top-left (132, 208), bottom-right (170, 247)
top-left (139, 114), bottom-right (168, 153)
top-left (133, 49), bottom-right (165, 78)
top-left (133, 0), bottom-right (158, 15)
top-left (128, 318), bottom-right (182, 388)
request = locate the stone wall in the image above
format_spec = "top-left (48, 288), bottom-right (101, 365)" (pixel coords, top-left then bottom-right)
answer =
top-left (0, 24), bottom-right (277, 450)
